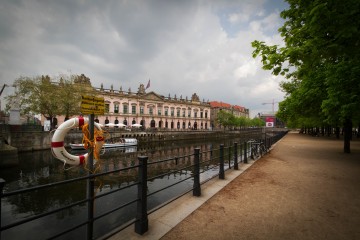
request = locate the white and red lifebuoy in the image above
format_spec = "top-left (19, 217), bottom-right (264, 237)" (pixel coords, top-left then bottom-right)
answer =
top-left (51, 117), bottom-right (102, 166)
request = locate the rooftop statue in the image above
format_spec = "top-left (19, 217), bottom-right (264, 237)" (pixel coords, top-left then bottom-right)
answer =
top-left (137, 83), bottom-right (146, 95)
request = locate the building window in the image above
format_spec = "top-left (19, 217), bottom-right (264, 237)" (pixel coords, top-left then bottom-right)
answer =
top-left (200, 111), bottom-right (203, 118)
top-left (123, 105), bottom-right (128, 114)
top-left (182, 109), bottom-right (186, 117)
top-left (114, 104), bottom-right (119, 113)
top-left (158, 109), bottom-right (162, 116)
top-left (188, 109), bottom-right (191, 117)
top-left (205, 111), bottom-right (208, 118)
top-left (194, 112), bottom-right (198, 118)
top-left (177, 109), bottom-right (180, 117)
top-left (105, 103), bottom-right (110, 113)
top-left (132, 105), bottom-right (136, 114)
top-left (165, 108), bottom-right (168, 116)
top-left (171, 108), bottom-right (174, 116)
top-left (149, 107), bottom-right (153, 115)
top-left (140, 106), bottom-right (144, 114)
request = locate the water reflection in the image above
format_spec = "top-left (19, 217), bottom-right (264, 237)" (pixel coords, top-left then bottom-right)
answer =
top-left (1, 135), bottom-right (258, 239)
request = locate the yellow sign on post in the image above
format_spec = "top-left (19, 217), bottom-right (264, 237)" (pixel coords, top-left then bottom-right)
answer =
top-left (81, 95), bottom-right (105, 115)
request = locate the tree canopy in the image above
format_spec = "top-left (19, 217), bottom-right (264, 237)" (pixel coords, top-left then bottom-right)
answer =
top-left (5, 74), bottom-right (95, 129)
top-left (216, 110), bottom-right (264, 129)
top-left (252, 0), bottom-right (360, 152)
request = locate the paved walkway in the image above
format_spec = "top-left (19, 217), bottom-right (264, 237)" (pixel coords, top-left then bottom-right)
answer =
top-left (109, 132), bottom-right (360, 240)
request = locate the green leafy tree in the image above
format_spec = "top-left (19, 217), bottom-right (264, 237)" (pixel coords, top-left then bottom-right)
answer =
top-left (6, 75), bottom-right (62, 128)
top-left (5, 74), bottom-right (94, 129)
top-left (216, 110), bottom-right (233, 129)
top-left (252, 0), bottom-right (360, 153)
top-left (58, 74), bottom-right (96, 120)
top-left (251, 117), bottom-right (265, 127)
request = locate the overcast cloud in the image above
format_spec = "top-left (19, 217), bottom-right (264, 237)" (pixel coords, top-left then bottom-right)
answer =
top-left (0, 0), bottom-right (288, 117)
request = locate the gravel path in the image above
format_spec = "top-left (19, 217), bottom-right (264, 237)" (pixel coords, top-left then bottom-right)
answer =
top-left (161, 132), bottom-right (360, 240)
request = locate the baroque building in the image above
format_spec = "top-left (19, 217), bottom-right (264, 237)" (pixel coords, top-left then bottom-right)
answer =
top-left (94, 83), bottom-right (211, 130)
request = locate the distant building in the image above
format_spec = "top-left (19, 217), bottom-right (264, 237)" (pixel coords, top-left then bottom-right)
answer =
top-left (52, 83), bottom-right (212, 130)
top-left (93, 83), bottom-right (211, 130)
top-left (259, 112), bottom-right (285, 128)
top-left (35, 75), bottom-right (250, 131)
top-left (209, 101), bottom-right (249, 129)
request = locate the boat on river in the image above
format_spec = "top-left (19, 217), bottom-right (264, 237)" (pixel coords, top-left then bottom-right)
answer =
top-left (70, 138), bottom-right (138, 150)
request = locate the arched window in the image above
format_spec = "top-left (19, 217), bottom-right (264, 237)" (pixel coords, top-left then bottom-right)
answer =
top-left (171, 121), bottom-right (174, 129)
top-left (194, 122), bottom-right (198, 130)
top-left (151, 119), bottom-right (156, 127)
top-left (182, 122), bottom-right (186, 129)
top-left (123, 119), bottom-right (127, 125)
top-left (165, 121), bottom-right (168, 128)
top-left (177, 121), bottom-right (180, 129)
top-left (158, 120), bottom-right (163, 128)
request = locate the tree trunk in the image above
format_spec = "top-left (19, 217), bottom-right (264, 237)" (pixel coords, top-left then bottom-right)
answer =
top-left (336, 127), bottom-right (340, 139)
top-left (343, 118), bottom-right (352, 153)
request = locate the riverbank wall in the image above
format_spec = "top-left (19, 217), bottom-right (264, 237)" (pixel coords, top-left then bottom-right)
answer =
top-left (1, 128), bottom-right (267, 152)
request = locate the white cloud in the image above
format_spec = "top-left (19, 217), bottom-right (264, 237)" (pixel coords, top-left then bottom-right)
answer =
top-left (234, 59), bottom-right (258, 79)
top-left (0, 0), bottom-right (288, 117)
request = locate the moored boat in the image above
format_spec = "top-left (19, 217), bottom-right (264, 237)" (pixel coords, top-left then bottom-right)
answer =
top-left (70, 138), bottom-right (137, 150)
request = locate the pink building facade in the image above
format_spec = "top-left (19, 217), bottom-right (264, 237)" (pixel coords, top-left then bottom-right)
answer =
top-left (92, 83), bottom-right (211, 130)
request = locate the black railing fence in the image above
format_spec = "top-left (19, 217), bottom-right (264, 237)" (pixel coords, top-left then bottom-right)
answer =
top-left (0, 131), bottom-right (288, 240)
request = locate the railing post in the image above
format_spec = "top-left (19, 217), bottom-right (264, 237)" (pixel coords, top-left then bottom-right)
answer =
top-left (219, 144), bottom-right (225, 179)
top-left (135, 156), bottom-right (148, 235)
top-left (244, 142), bottom-right (248, 164)
top-left (264, 133), bottom-right (267, 149)
top-left (234, 142), bottom-right (238, 170)
top-left (240, 143), bottom-right (243, 163)
top-left (228, 146), bottom-right (231, 169)
top-left (0, 178), bottom-right (5, 240)
top-left (250, 141), bottom-right (254, 159)
top-left (193, 148), bottom-right (201, 196)
top-left (87, 114), bottom-right (95, 240)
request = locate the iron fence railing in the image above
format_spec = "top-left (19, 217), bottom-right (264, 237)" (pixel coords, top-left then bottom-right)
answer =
top-left (0, 131), bottom-right (288, 240)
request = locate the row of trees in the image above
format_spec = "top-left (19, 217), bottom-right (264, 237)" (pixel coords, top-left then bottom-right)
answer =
top-left (5, 74), bottom-right (95, 129)
top-left (216, 110), bottom-right (265, 129)
top-left (252, 0), bottom-right (360, 153)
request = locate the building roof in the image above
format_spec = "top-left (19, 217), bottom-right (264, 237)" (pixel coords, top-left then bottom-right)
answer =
top-left (209, 101), bottom-right (247, 112)
top-left (232, 105), bottom-right (246, 112)
top-left (209, 101), bottom-right (231, 108)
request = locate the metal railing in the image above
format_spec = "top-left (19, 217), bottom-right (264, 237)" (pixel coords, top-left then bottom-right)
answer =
top-left (0, 131), bottom-right (288, 240)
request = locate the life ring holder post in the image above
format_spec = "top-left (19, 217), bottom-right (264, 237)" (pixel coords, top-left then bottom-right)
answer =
top-left (86, 114), bottom-right (95, 239)
top-left (87, 114), bottom-right (95, 171)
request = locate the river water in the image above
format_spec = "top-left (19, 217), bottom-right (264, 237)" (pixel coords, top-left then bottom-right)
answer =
top-left (0, 133), bottom-right (259, 239)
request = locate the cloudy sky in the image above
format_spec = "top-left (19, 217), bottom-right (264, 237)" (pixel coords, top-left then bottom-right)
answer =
top-left (0, 0), bottom-right (288, 117)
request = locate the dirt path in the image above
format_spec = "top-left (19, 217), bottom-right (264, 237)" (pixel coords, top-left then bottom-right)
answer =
top-left (161, 132), bottom-right (360, 240)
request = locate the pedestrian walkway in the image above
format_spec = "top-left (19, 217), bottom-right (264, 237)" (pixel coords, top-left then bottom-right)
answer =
top-left (110, 132), bottom-right (360, 240)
